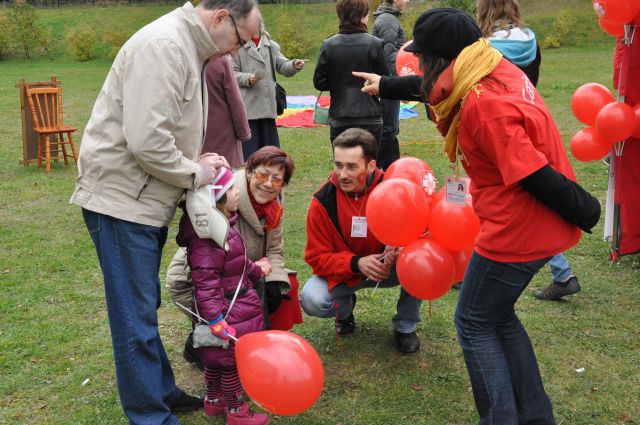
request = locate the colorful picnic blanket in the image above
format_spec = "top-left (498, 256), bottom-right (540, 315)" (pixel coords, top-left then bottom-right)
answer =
top-left (276, 95), bottom-right (419, 128)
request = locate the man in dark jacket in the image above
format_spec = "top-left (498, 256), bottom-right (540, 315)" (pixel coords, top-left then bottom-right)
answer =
top-left (300, 128), bottom-right (422, 354)
top-left (372, 0), bottom-right (409, 169)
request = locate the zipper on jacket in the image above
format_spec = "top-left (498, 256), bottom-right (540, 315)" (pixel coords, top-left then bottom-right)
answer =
top-left (136, 175), bottom-right (153, 200)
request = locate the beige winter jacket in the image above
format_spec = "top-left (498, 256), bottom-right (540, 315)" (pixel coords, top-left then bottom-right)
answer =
top-left (166, 169), bottom-right (292, 312)
top-left (70, 3), bottom-right (217, 227)
top-left (232, 35), bottom-right (300, 120)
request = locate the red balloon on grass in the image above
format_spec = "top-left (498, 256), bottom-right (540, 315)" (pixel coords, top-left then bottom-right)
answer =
top-left (429, 201), bottom-right (480, 252)
top-left (570, 127), bottom-right (611, 161)
top-left (397, 238), bottom-right (455, 300)
top-left (450, 249), bottom-right (473, 283)
top-left (598, 18), bottom-right (625, 36)
top-left (236, 331), bottom-right (324, 416)
top-left (366, 178), bottom-right (430, 247)
top-left (571, 83), bottom-right (614, 126)
top-left (396, 40), bottom-right (423, 76)
top-left (593, 0), bottom-right (640, 25)
top-left (385, 157), bottom-right (437, 196)
top-left (595, 101), bottom-right (637, 142)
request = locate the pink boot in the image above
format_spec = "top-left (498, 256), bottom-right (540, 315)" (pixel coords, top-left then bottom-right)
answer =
top-left (204, 397), bottom-right (226, 417)
top-left (226, 403), bottom-right (269, 425)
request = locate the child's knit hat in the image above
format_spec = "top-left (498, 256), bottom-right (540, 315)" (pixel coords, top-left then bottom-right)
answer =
top-left (212, 167), bottom-right (235, 202)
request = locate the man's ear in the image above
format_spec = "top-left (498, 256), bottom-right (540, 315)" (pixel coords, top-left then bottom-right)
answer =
top-left (212, 8), bottom-right (229, 25)
top-left (366, 159), bottom-right (377, 173)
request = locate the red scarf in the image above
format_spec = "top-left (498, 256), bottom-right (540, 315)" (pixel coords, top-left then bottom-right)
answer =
top-left (248, 189), bottom-right (283, 231)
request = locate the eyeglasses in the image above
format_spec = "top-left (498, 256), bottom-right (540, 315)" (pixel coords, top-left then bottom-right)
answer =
top-left (252, 169), bottom-right (284, 188)
top-left (228, 14), bottom-right (246, 48)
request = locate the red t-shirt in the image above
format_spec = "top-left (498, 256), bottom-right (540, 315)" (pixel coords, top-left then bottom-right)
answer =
top-left (457, 59), bottom-right (581, 262)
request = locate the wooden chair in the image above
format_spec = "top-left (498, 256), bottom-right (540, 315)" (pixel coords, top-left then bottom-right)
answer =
top-left (25, 86), bottom-right (78, 173)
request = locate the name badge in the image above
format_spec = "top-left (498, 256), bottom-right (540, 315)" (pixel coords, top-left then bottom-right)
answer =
top-left (351, 216), bottom-right (368, 238)
top-left (445, 176), bottom-right (468, 206)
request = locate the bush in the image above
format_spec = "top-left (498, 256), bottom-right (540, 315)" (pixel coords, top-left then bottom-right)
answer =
top-left (0, 14), bottom-right (10, 59)
top-left (271, 8), bottom-right (312, 59)
top-left (67, 25), bottom-right (97, 61)
top-left (539, 10), bottom-right (573, 49)
top-left (8, 0), bottom-right (51, 59)
top-left (439, 0), bottom-right (475, 15)
top-left (104, 30), bottom-right (131, 60)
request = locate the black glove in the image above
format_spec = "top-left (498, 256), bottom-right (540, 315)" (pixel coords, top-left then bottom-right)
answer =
top-left (519, 165), bottom-right (601, 233)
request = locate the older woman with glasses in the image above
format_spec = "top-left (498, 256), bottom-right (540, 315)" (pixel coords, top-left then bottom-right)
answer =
top-left (166, 146), bottom-right (302, 370)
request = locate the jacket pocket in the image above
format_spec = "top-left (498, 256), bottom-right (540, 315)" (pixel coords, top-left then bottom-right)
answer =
top-left (136, 174), bottom-right (153, 200)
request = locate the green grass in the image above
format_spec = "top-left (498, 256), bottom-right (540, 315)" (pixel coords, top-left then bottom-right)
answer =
top-left (1, 1), bottom-right (639, 424)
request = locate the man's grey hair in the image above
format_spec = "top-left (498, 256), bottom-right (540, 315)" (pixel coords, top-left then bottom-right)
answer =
top-left (199, 0), bottom-right (256, 19)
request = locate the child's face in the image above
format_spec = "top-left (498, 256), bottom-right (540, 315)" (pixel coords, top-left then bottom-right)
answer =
top-left (221, 185), bottom-right (240, 214)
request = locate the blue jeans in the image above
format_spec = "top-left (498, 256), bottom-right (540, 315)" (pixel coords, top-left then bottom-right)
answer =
top-left (454, 252), bottom-right (555, 425)
top-left (548, 253), bottom-right (572, 283)
top-left (83, 209), bottom-right (181, 425)
top-left (300, 269), bottom-right (421, 333)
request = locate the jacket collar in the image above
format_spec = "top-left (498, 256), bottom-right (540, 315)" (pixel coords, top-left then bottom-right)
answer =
top-left (235, 169), bottom-right (266, 236)
top-left (243, 34), bottom-right (271, 64)
top-left (181, 2), bottom-right (219, 62)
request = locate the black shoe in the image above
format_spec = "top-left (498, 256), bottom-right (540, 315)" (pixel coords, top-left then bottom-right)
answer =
top-left (170, 388), bottom-right (204, 412)
top-left (451, 281), bottom-right (462, 291)
top-left (183, 332), bottom-right (204, 371)
top-left (534, 276), bottom-right (581, 301)
top-left (335, 313), bottom-right (356, 336)
top-left (394, 330), bottom-right (420, 354)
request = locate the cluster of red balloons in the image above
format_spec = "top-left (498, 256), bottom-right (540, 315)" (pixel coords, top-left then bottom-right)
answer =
top-left (593, 0), bottom-right (640, 37)
top-left (570, 83), bottom-right (640, 161)
top-left (236, 331), bottom-right (324, 416)
top-left (366, 157), bottom-right (479, 300)
top-left (395, 40), bottom-right (423, 77)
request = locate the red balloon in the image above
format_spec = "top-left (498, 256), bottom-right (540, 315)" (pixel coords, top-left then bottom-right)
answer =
top-left (632, 104), bottom-right (640, 139)
top-left (236, 331), bottom-right (324, 416)
top-left (366, 178), bottom-right (429, 247)
top-left (429, 200), bottom-right (480, 252)
top-left (593, 0), bottom-right (640, 24)
top-left (396, 238), bottom-right (455, 300)
top-left (598, 18), bottom-right (625, 36)
top-left (385, 157), bottom-right (437, 196)
top-left (571, 83), bottom-right (615, 126)
top-left (570, 127), bottom-right (611, 161)
top-left (450, 249), bottom-right (473, 283)
top-left (396, 40), bottom-right (423, 76)
top-left (595, 101), bottom-right (637, 142)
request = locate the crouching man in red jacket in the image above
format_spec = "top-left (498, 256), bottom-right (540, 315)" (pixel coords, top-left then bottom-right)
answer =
top-left (300, 128), bottom-right (422, 354)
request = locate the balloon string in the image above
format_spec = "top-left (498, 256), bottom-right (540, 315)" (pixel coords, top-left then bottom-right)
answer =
top-left (429, 300), bottom-right (432, 320)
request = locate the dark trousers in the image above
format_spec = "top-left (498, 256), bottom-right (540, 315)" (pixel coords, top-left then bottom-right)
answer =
top-left (378, 99), bottom-right (401, 170)
top-left (329, 122), bottom-right (382, 147)
top-left (454, 252), bottom-right (555, 425)
top-left (243, 118), bottom-right (280, 162)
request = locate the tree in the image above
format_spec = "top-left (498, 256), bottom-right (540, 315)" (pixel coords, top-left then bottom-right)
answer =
top-left (9, 0), bottom-right (51, 59)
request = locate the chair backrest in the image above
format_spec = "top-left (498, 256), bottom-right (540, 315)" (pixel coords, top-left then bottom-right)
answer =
top-left (25, 86), bottom-right (64, 130)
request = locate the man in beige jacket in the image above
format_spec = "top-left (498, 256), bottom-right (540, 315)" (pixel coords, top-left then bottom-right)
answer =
top-left (69, 1), bottom-right (260, 423)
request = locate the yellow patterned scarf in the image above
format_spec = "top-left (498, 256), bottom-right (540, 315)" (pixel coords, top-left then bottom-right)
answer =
top-left (431, 39), bottom-right (503, 162)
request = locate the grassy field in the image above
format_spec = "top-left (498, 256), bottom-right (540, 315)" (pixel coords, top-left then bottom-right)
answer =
top-left (1, 1), bottom-right (639, 424)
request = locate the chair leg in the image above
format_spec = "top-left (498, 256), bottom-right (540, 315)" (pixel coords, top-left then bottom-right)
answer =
top-left (68, 132), bottom-right (78, 165)
top-left (45, 135), bottom-right (51, 173)
top-left (59, 133), bottom-right (70, 166)
top-left (37, 135), bottom-right (43, 168)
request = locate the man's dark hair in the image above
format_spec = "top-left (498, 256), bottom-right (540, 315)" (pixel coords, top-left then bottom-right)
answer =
top-left (336, 0), bottom-right (369, 28)
top-left (199, 0), bottom-right (256, 19)
top-left (332, 128), bottom-right (379, 162)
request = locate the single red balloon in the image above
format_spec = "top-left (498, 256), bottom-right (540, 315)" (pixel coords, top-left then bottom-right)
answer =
top-left (450, 249), bottom-right (473, 283)
top-left (571, 83), bottom-right (614, 126)
top-left (366, 178), bottom-right (430, 247)
top-left (385, 157), bottom-right (437, 196)
top-left (595, 101), bottom-right (637, 142)
top-left (396, 238), bottom-right (455, 300)
top-left (593, 0), bottom-right (640, 24)
top-left (570, 127), bottom-right (611, 161)
top-left (236, 331), bottom-right (324, 416)
top-left (598, 18), bottom-right (625, 36)
top-left (632, 103), bottom-right (640, 139)
top-left (429, 200), bottom-right (480, 252)
top-left (396, 40), bottom-right (423, 76)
